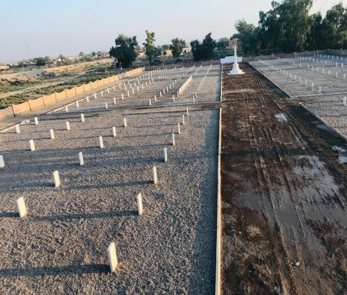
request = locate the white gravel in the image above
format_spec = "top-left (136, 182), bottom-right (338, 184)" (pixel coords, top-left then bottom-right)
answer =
top-left (0, 65), bottom-right (220, 294)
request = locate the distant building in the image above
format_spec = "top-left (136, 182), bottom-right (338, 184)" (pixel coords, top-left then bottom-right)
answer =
top-left (182, 46), bottom-right (191, 54)
top-left (0, 64), bottom-right (10, 71)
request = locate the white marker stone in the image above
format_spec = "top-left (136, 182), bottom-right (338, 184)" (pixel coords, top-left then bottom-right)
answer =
top-left (107, 242), bottom-right (118, 273)
top-left (137, 193), bottom-right (143, 215)
top-left (86, 96), bottom-right (90, 102)
top-left (164, 147), bottom-right (168, 162)
top-left (186, 107), bottom-right (189, 116)
top-left (29, 139), bottom-right (36, 151)
top-left (65, 106), bottom-right (69, 112)
top-left (154, 94), bottom-right (157, 101)
top-left (76, 101), bottom-right (79, 108)
top-left (94, 93), bottom-right (97, 99)
top-left (78, 151), bottom-right (84, 166)
top-left (0, 155), bottom-right (4, 168)
top-left (50, 129), bottom-right (55, 139)
top-left (81, 113), bottom-right (85, 122)
top-left (121, 93), bottom-right (124, 100)
top-left (172, 133), bottom-right (175, 146)
top-left (15, 124), bottom-right (21, 134)
top-left (112, 127), bottom-right (117, 137)
top-left (127, 91), bottom-right (130, 97)
top-left (53, 170), bottom-right (61, 188)
top-left (34, 117), bottom-right (39, 125)
top-left (153, 166), bottom-right (158, 184)
top-left (66, 121), bottom-right (71, 131)
top-left (123, 118), bottom-right (127, 128)
top-left (177, 123), bottom-right (181, 134)
top-left (105, 102), bottom-right (108, 110)
top-left (113, 97), bottom-right (117, 105)
top-left (17, 197), bottom-right (28, 219)
top-left (99, 136), bottom-right (104, 148)
top-left (149, 99), bottom-right (152, 106)
top-left (182, 115), bottom-right (185, 125)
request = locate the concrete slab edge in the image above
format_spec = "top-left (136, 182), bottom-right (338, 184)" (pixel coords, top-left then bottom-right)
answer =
top-left (215, 64), bottom-right (222, 295)
top-left (299, 102), bottom-right (347, 142)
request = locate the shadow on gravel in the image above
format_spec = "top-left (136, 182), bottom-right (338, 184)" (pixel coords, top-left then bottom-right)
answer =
top-left (0, 211), bottom-right (18, 218)
top-left (31, 210), bottom-right (137, 222)
top-left (0, 264), bottom-right (109, 277)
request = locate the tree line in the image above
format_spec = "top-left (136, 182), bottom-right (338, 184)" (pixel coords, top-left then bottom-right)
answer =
top-left (109, 0), bottom-right (346, 68)
top-left (234, 0), bottom-right (347, 56)
top-left (109, 31), bottom-right (231, 68)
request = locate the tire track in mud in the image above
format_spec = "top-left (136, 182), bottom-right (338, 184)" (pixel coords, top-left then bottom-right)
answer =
top-left (221, 63), bottom-right (347, 295)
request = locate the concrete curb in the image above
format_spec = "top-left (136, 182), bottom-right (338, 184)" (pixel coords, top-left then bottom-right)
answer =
top-left (299, 102), bottom-right (347, 142)
top-left (215, 63), bottom-right (223, 295)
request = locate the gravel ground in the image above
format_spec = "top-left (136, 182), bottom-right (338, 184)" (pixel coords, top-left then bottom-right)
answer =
top-left (0, 65), bottom-right (220, 294)
top-left (251, 57), bottom-right (347, 138)
top-left (251, 57), bottom-right (347, 97)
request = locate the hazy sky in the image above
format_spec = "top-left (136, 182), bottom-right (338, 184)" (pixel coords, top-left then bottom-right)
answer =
top-left (0, 0), bottom-right (345, 62)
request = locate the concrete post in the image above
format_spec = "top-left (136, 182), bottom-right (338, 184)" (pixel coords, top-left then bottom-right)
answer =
top-left (177, 123), bottom-right (181, 134)
top-left (105, 103), bottom-right (108, 110)
top-left (137, 193), bottom-right (143, 215)
top-left (76, 101), bottom-right (79, 108)
top-left (78, 152), bottom-right (84, 166)
top-left (172, 133), bottom-right (175, 146)
top-left (113, 97), bottom-right (117, 105)
top-left (53, 170), bottom-right (61, 187)
top-left (112, 127), bottom-right (117, 137)
top-left (17, 197), bottom-right (28, 219)
top-left (29, 139), bottom-right (35, 151)
top-left (149, 99), bottom-right (152, 106)
top-left (164, 147), bottom-right (168, 162)
top-left (186, 108), bottom-right (189, 116)
top-left (0, 155), bottom-right (4, 168)
top-left (107, 242), bottom-right (118, 273)
top-left (15, 124), bottom-right (20, 134)
top-left (153, 166), bottom-right (158, 184)
top-left (81, 114), bottom-right (85, 122)
top-left (123, 118), bottom-right (127, 128)
top-left (182, 115), bottom-right (185, 125)
top-left (99, 136), bottom-right (104, 148)
top-left (65, 106), bottom-right (69, 112)
top-left (34, 117), bottom-right (39, 125)
top-left (66, 121), bottom-right (71, 131)
top-left (50, 129), bottom-right (55, 139)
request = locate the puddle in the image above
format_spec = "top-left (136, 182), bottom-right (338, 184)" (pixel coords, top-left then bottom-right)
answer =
top-left (338, 156), bottom-right (347, 164)
top-left (275, 113), bottom-right (288, 122)
top-left (332, 146), bottom-right (346, 153)
top-left (331, 146), bottom-right (347, 164)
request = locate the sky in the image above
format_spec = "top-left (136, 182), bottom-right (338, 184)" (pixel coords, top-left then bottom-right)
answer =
top-left (0, 0), bottom-right (346, 63)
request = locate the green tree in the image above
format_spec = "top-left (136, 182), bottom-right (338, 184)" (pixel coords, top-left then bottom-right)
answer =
top-left (143, 30), bottom-right (161, 64)
top-left (109, 34), bottom-right (138, 68)
top-left (190, 33), bottom-right (216, 61)
top-left (170, 38), bottom-right (186, 58)
top-left (35, 56), bottom-right (51, 66)
top-left (320, 4), bottom-right (347, 49)
top-left (257, 0), bottom-right (313, 53)
top-left (233, 20), bottom-right (260, 55)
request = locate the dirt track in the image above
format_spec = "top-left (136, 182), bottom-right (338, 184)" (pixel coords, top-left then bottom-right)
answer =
top-left (221, 63), bottom-right (346, 294)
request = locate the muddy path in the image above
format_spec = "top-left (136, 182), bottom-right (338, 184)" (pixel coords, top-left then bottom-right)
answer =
top-left (221, 63), bottom-right (346, 295)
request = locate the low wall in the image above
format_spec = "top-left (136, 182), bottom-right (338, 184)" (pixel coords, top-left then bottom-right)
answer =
top-left (0, 67), bottom-right (144, 120)
top-left (177, 76), bottom-right (192, 95)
